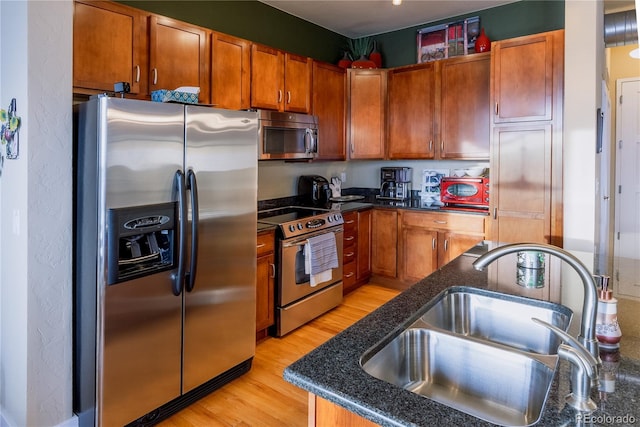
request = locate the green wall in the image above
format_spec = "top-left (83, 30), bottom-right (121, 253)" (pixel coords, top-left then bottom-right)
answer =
top-left (118, 0), bottom-right (564, 68)
top-left (375, 0), bottom-right (565, 67)
top-left (118, 0), bottom-right (348, 63)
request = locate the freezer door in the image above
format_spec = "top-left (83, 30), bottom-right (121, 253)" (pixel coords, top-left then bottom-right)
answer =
top-left (182, 106), bottom-right (258, 392)
top-left (99, 98), bottom-right (185, 426)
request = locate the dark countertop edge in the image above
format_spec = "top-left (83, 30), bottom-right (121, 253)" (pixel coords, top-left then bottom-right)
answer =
top-left (282, 245), bottom-right (640, 427)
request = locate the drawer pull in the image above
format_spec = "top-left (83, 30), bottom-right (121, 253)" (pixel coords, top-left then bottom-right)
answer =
top-left (345, 219), bottom-right (356, 224)
top-left (345, 252), bottom-right (355, 257)
top-left (257, 243), bottom-right (266, 249)
top-left (433, 220), bottom-right (447, 224)
top-left (344, 272), bottom-right (355, 278)
top-left (344, 236), bottom-right (355, 241)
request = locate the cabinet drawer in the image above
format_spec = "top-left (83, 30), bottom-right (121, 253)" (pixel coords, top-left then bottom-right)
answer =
top-left (342, 212), bottom-right (358, 231)
top-left (343, 246), bottom-right (357, 265)
top-left (343, 261), bottom-right (357, 288)
top-left (257, 230), bottom-right (275, 256)
top-left (401, 210), bottom-right (485, 234)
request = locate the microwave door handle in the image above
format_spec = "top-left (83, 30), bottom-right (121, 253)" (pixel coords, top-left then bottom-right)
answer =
top-left (186, 169), bottom-right (199, 293)
top-left (172, 170), bottom-right (187, 296)
top-left (305, 128), bottom-right (316, 154)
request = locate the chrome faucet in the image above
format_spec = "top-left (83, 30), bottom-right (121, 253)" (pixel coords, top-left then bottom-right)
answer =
top-left (472, 243), bottom-right (601, 412)
top-left (472, 243), bottom-right (599, 360)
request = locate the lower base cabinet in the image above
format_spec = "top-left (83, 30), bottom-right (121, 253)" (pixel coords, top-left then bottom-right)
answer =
top-left (343, 208), bottom-right (372, 294)
top-left (256, 229), bottom-right (275, 340)
top-left (372, 208), bottom-right (486, 285)
top-left (309, 394), bottom-right (377, 427)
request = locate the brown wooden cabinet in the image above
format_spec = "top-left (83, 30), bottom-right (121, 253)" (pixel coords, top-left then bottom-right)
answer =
top-left (371, 208), bottom-right (397, 278)
top-left (250, 44), bottom-right (312, 113)
top-left (309, 394), bottom-right (378, 427)
top-left (312, 62), bottom-right (346, 160)
top-left (342, 208), bottom-right (372, 294)
top-left (439, 53), bottom-right (491, 159)
top-left (347, 69), bottom-right (387, 159)
top-left (386, 53), bottom-right (490, 160)
top-left (491, 33), bottom-right (555, 123)
top-left (73, 0), bottom-right (148, 96)
top-left (397, 210), bottom-right (485, 283)
top-left (211, 32), bottom-right (251, 110)
top-left (149, 15), bottom-right (211, 104)
top-left (489, 30), bottom-right (564, 246)
top-left (256, 229), bottom-right (275, 339)
top-left (387, 62), bottom-right (436, 159)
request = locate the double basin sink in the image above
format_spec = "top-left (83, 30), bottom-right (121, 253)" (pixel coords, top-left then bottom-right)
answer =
top-left (360, 286), bottom-right (573, 426)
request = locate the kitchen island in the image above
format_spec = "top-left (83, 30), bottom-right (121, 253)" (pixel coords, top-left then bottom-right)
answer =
top-left (283, 243), bottom-right (640, 426)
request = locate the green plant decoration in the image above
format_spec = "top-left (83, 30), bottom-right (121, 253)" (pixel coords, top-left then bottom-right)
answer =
top-left (348, 37), bottom-right (373, 59)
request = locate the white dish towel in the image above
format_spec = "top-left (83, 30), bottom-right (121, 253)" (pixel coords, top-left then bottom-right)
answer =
top-left (304, 233), bottom-right (339, 287)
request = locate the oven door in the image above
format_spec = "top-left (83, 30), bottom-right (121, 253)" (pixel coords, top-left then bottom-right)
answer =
top-left (279, 227), bottom-right (343, 307)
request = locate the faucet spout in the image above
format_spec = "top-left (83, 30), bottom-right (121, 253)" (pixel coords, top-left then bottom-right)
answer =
top-left (472, 243), bottom-right (599, 361)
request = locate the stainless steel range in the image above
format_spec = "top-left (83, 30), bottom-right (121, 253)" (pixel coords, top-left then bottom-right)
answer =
top-left (258, 206), bottom-right (344, 336)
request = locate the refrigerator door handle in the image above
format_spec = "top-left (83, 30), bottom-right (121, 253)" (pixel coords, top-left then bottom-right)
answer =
top-left (172, 169), bottom-right (187, 296)
top-left (186, 169), bottom-right (199, 292)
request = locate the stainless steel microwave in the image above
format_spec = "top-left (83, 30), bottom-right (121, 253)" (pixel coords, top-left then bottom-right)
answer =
top-left (257, 110), bottom-right (318, 160)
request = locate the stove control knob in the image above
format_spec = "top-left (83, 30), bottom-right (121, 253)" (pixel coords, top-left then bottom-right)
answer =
top-left (334, 214), bottom-right (341, 221)
top-left (297, 223), bottom-right (304, 230)
top-left (327, 216), bottom-right (333, 223)
top-left (289, 225), bottom-right (296, 233)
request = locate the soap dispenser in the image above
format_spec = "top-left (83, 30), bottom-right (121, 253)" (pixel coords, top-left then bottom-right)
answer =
top-left (595, 275), bottom-right (621, 349)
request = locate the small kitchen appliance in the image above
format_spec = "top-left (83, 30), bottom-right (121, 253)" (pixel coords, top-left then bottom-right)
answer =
top-left (440, 176), bottom-right (490, 210)
top-left (257, 109), bottom-right (318, 160)
top-left (377, 167), bottom-right (413, 200)
top-left (298, 175), bottom-right (332, 207)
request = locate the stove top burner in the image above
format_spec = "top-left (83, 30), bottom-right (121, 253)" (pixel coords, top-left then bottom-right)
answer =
top-left (258, 206), bottom-right (343, 239)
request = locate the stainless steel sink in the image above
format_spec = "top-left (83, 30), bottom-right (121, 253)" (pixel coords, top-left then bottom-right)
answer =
top-left (361, 328), bottom-right (558, 426)
top-left (360, 287), bottom-right (574, 426)
top-left (418, 286), bottom-right (573, 354)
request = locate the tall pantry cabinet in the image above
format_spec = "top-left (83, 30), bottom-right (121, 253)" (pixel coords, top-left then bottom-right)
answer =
top-left (489, 30), bottom-right (564, 247)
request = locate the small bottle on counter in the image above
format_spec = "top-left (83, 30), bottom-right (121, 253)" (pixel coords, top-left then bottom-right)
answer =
top-left (595, 275), bottom-right (621, 349)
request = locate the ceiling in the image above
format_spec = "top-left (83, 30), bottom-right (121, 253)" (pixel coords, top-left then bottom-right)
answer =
top-left (259, 0), bottom-right (637, 39)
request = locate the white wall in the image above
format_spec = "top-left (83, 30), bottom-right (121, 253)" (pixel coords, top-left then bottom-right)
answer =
top-left (0, 1), bottom-right (74, 426)
top-left (563, 0), bottom-right (603, 254)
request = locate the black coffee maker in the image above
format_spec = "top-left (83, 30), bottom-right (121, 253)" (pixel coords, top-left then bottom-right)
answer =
top-left (297, 175), bottom-right (332, 206)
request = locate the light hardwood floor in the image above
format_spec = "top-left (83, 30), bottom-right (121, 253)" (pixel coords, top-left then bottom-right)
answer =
top-left (159, 284), bottom-right (400, 427)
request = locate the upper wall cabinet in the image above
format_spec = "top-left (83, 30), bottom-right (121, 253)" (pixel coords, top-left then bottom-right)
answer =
top-left (250, 44), bottom-right (312, 113)
top-left (348, 69), bottom-right (387, 159)
top-left (387, 62), bottom-right (436, 159)
top-left (149, 16), bottom-right (211, 104)
top-left (211, 32), bottom-right (251, 110)
top-left (491, 33), bottom-right (554, 123)
top-left (439, 53), bottom-right (490, 159)
top-left (312, 62), bottom-right (346, 160)
top-left (73, 0), bottom-right (148, 96)
top-left (386, 53), bottom-right (490, 160)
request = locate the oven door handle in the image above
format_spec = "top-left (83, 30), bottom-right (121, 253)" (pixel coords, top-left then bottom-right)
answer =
top-left (282, 227), bottom-right (343, 248)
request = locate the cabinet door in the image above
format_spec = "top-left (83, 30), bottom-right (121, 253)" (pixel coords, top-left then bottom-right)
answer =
top-left (284, 53), bottom-right (312, 113)
top-left (149, 16), bottom-right (210, 104)
top-left (357, 208), bottom-right (372, 281)
top-left (371, 209), bottom-right (397, 277)
top-left (440, 54), bottom-right (490, 159)
top-left (212, 32), bottom-right (251, 110)
top-left (251, 44), bottom-right (285, 111)
top-left (256, 253), bottom-right (275, 331)
top-left (73, 0), bottom-right (147, 95)
top-left (313, 61), bottom-right (346, 160)
top-left (399, 225), bottom-right (438, 283)
top-left (348, 69), bottom-right (387, 159)
top-left (387, 63), bottom-right (436, 159)
top-left (490, 124), bottom-right (552, 243)
top-left (439, 232), bottom-right (483, 266)
top-left (492, 32), bottom-right (555, 123)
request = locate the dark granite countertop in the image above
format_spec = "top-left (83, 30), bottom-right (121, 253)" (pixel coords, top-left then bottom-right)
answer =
top-left (283, 243), bottom-right (640, 426)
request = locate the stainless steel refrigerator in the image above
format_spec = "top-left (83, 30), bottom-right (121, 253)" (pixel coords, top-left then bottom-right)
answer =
top-left (74, 96), bottom-right (258, 427)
